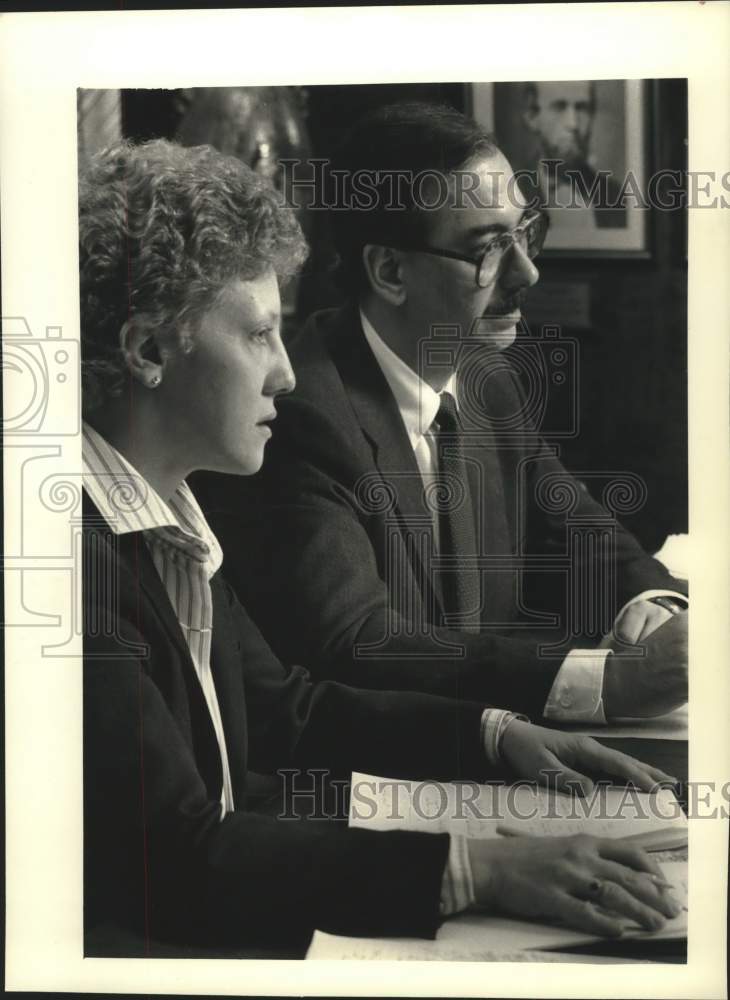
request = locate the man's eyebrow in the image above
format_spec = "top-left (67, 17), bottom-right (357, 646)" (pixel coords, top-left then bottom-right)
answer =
top-left (464, 224), bottom-right (506, 239)
top-left (464, 211), bottom-right (529, 242)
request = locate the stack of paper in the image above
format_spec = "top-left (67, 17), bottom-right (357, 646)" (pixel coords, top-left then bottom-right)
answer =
top-left (306, 774), bottom-right (688, 961)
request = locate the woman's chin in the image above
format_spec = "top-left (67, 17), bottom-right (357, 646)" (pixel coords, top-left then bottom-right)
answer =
top-left (222, 448), bottom-right (266, 478)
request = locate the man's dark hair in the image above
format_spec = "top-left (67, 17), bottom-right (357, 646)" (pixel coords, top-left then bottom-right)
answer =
top-left (327, 101), bottom-right (497, 297)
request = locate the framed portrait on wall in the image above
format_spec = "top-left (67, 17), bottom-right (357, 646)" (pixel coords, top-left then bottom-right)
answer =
top-left (471, 79), bottom-right (650, 256)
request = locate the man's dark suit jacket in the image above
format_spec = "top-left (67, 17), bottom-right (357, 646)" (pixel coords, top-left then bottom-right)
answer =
top-left (194, 305), bottom-right (685, 720)
top-left (82, 493), bottom-right (491, 954)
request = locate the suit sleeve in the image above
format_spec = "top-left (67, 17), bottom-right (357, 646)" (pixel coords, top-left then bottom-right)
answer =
top-left (84, 618), bottom-right (485, 948)
top-left (218, 576), bottom-right (488, 781)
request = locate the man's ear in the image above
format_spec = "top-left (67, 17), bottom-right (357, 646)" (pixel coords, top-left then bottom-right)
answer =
top-left (362, 244), bottom-right (407, 306)
top-left (119, 318), bottom-right (165, 389)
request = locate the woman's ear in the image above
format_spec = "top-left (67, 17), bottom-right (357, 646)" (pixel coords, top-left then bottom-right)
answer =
top-left (362, 244), bottom-right (407, 306)
top-left (119, 319), bottom-right (165, 390)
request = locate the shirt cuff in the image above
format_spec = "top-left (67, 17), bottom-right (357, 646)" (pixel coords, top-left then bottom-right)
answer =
top-left (543, 650), bottom-right (610, 724)
top-left (480, 708), bottom-right (528, 768)
top-left (439, 834), bottom-right (476, 916)
top-left (442, 710), bottom-right (533, 916)
top-left (616, 589), bottom-right (688, 623)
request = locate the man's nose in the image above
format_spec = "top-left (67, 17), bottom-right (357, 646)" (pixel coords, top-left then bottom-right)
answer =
top-left (267, 337), bottom-right (296, 396)
top-left (500, 241), bottom-right (540, 292)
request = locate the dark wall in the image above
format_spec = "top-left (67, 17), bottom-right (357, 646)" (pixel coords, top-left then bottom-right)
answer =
top-left (121, 80), bottom-right (687, 551)
top-left (521, 80), bottom-right (688, 552)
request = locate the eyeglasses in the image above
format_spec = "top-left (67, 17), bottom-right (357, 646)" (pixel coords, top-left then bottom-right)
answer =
top-left (390, 209), bottom-right (548, 288)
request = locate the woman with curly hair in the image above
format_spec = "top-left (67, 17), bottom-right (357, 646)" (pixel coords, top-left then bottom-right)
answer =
top-left (79, 138), bottom-right (306, 471)
top-left (80, 139), bottom-right (680, 956)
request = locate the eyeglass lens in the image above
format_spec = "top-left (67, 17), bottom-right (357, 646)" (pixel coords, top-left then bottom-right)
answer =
top-left (477, 213), bottom-right (545, 286)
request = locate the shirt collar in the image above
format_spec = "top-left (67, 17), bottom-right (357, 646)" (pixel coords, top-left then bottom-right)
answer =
top-left (359, 308), bottom-right (457, 448)
top-left (82, 422), bottom-right (222, 572)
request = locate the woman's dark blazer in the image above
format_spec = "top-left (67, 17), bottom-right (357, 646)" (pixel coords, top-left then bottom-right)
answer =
top-left (82, 492), bottom-right (489, 953)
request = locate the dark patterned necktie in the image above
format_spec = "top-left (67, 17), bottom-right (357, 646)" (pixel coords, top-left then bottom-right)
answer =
top-left (433, 391), bottom-right (481, 632)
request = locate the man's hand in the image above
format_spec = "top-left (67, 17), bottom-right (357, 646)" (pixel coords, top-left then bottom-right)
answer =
top-left (601, 611), bottom-right (688, 719)
top-left (601, 598), bottom-right (674, 645)
top-left (500, 719), bottom-right (676, 795)
top-left (467, 834), bottom-right (683, 937)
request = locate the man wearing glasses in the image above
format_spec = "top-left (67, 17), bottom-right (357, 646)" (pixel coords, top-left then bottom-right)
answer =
top-left (198, 101), bottom-right (687, 723)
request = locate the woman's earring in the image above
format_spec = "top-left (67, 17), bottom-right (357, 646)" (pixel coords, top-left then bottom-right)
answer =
top-left (148, 374), bottom-right (161, 388)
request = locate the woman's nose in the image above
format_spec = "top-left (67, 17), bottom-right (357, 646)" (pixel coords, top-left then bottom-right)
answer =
top-left (268, 338), bottom-right (296, 396)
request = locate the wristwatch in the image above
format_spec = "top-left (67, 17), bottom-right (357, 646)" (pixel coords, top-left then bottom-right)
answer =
top-left (648, 596), bottom-right (687, 615)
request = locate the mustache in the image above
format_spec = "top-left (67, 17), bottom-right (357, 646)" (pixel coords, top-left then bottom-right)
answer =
top-left (482, 289), bottom-right (526, 317)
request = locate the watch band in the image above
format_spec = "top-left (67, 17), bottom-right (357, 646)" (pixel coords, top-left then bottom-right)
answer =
top-left (648, 596), bottom-right (686, 615)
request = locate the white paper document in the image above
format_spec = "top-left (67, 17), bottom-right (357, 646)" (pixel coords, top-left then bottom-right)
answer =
top-left (348, 772), bottom-right (688, 843)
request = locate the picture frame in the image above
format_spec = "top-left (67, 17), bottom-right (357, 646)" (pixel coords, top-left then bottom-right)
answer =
top-left (470, 79), bottom-right (651, 257)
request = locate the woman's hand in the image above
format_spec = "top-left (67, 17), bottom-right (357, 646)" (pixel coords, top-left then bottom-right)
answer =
top-left (467, 834), bottom-right (683, 937)
top-left (500, 720), bottom-right (676, 795)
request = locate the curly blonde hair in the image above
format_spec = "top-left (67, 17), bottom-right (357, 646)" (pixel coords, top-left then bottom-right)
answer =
top-left (79, 139), bottom-right (308, 414)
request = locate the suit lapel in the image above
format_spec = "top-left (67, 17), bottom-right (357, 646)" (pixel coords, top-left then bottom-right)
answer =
top-left (328, 309), bottom-right (440, 610)
top-left (209, 575), bottom-right (250, 802)
top-left (83, 493), bottom-right (225, 799)
top-left (132, 534), bottom-right (226, 796)
top-left (133, 538), bottom-right (192, 661)
top-left (322, 310), bottom-right (515, 625)
top-left (82, 492), bottom-right (195, 669)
